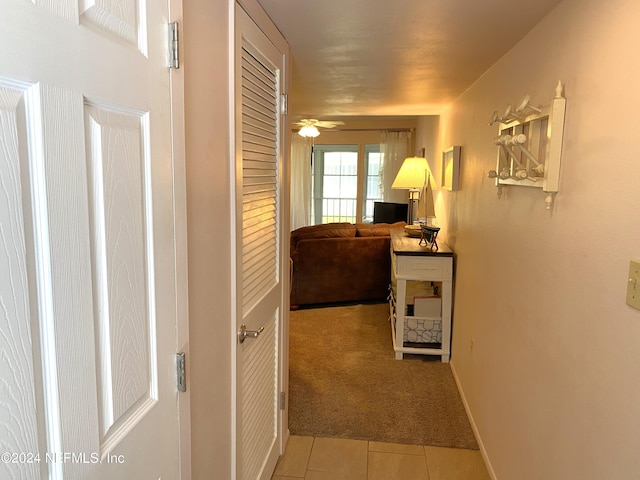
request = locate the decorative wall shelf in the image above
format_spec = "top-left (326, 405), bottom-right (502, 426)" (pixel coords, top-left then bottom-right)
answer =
top-left (487, 81), bottom-right (566, 209)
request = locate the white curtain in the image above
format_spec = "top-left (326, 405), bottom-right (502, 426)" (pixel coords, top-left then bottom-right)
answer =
top-left (290, 134), bottom-right (312, 230)
top-left (380, 130), bottom-right (413, 204)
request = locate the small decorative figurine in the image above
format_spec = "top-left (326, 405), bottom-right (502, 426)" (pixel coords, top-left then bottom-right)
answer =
top-left (419, 225), bottom-right (440, 251)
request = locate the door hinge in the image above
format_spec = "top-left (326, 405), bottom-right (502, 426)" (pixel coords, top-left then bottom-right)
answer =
top-left (168, 21), bottom-right (180, 69)
top-left (279, 391), bottom-right (286, 410)
top-left (281, 94), bottom-right (288, 115)
top-left (176, 352), bottom-right (186, 392)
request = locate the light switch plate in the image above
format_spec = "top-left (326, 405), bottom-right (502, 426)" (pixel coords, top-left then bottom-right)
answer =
top-left (626, 259), bottom-right (640, 310)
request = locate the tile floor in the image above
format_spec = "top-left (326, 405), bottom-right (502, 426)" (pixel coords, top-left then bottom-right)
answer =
top-left (271, 436), bottom-right (491, 480)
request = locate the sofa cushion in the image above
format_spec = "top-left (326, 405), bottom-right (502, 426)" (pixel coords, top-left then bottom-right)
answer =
top-left (290, 222), bottom-right (355, 248)
top-left (355, 221), bottom-right (405, 237)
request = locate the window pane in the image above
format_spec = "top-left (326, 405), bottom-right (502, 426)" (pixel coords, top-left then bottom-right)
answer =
top-left (367, 177), bottom-right (381, 198)
top-left (368, 153), bottom-right (381, 175)
top-left (324, 155), bottom-right (342, 174)
top-left (324, 198), bottom-right (334, 217)
top-left (323, 176), bottom-right (341, 197)
top-left (362, 145), bottom-right (382, 222)
top-left (340, 176), bottom-right (357, 197)
top-left (313, 145), bottom-right (359, 225)
top-left (341, 154), bottom-right (357, 175)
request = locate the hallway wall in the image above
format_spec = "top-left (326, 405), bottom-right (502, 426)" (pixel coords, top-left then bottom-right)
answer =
top-left (184, 0), bottom-right (233, 477)
top-left (429, 0), bottom-right (640, 477)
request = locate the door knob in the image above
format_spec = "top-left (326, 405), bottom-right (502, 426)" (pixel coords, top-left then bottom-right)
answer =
top-left (238, 324), bottom-right (264, 344)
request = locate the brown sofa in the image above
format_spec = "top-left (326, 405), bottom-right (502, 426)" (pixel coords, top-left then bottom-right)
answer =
top-left (289, 222), bottom-right (405, 307)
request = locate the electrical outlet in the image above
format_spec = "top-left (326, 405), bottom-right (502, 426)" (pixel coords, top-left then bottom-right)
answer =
top-left (627, 259), bottom-right (640, 310)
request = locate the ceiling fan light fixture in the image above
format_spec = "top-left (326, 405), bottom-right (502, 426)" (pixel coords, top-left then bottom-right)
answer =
top-left (298, 125), bottom-right (320, 137)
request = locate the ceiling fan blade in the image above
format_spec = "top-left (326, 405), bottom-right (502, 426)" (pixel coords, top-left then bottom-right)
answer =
top-left (315, 120), bottom-right (345, 128)
top-left (295, 119), bottom-right (346, 130)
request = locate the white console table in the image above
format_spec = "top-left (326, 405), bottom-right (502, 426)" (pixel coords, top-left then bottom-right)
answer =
top-left (389, 229), bottom-right (454, 362)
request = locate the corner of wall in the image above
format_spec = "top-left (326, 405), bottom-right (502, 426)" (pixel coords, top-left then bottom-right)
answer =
top-left (184, 0), bottom-right (234, 478)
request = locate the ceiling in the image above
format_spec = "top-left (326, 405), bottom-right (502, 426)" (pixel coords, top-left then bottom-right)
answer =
top-left (257, 0), bottom-right (563, 122)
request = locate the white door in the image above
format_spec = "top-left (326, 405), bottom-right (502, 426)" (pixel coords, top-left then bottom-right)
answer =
top-left (234, 5), bottom-right (286, 480)
top-left (0, 1), bottom-right (182, 479)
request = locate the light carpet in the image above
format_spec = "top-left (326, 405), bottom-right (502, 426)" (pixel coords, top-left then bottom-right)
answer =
top-left (288, 302), bottom-right (478, 449)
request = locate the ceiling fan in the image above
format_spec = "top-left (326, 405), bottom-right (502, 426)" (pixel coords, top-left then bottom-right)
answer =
top-left (295, 119), bottom-right (345, 137)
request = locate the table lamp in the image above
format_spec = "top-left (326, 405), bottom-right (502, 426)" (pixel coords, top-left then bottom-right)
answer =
top-left (391, 156), bottom-right (430, 224)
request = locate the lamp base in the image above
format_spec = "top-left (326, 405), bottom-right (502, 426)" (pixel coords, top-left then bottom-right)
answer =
top-left (407, 189), bottom-right (421, 224)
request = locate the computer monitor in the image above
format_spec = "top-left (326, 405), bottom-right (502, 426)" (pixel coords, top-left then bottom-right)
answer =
top-left (373, 202), bottom-right (408, 224)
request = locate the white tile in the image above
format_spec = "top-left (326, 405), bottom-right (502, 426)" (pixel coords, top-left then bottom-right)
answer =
top-left (305, 470), bottom-right (366, 480)
top-left (307, 437), bottom-right (368, 475)
top-left (274, 436), bottom-right (314, 477)
top-left (367, 451), bottom-right (428, 480)
top-left (368, 441), bottom-right (425, 456)
top-left (424, 446), bottom-right (490, 480)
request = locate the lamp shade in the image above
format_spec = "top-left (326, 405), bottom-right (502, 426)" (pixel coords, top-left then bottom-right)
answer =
top-left (391, 157), bottom-right (429, 189)
top-left (298, 125), bottom-right (320, 138)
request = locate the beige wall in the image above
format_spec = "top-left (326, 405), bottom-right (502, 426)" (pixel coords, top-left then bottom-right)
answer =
top-left (427, 0), bottom-right (640, 478)
top-left (314, 130), bottom-right (382, 146)
top-left (184, 0), bottom-right (233, 477)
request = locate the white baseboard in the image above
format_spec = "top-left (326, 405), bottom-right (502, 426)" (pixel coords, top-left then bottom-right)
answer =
top-left (450, 360), bottom-right (498, 480)
top-left (281, 428), bottom-right (291, 454)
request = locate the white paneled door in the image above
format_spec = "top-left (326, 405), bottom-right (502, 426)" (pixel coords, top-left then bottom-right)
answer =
top-left (0, 1), bottom-right (181, 479)
top-left (235, 5), bottom-right (286, 480)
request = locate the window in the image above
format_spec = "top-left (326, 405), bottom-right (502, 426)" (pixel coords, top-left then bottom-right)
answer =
top-left (362, 145), bottom-right (382, 223)
top-left (312, 144), bottom-right (382, 224)
top-left (312, 145), bottom-right (358, 224)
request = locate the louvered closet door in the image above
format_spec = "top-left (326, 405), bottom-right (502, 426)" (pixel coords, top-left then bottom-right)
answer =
top-left (235, 5), bottom-right (285, 480)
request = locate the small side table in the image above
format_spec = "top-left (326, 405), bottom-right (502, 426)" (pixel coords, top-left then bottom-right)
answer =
top-left (389, 229), bottom-right (454, 362)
